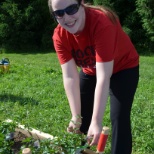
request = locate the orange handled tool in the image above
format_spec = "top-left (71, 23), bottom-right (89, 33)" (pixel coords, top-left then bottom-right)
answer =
top-left (83, 126), bottom-right (109, 154)
top-left (96, 126), bottom-right (109, 153)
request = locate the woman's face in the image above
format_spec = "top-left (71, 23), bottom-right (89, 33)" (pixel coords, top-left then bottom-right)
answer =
top-left (52, 0), bottom-right (85, 34)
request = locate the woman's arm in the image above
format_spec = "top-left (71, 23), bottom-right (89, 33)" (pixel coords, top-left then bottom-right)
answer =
top-left (88, 60), bottom-right (113, 145)
top-left (61, 58), bottom-right (81, 132)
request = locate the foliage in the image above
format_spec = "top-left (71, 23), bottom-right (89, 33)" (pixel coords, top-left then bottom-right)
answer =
top-left (0, 0), bottom-right (153, 52)
top-left (0, 121), bottom-right (17, 154)
top-left (0, 120), bottom-right (87, 153)
top-left (22, 133), bottom-right (86, 154)
top-left (0, 0), bottom-right (55, 50)
top-left (0, 121), bottom-right (108, 154)
top-left (136, 0), bottom-right (154, 47)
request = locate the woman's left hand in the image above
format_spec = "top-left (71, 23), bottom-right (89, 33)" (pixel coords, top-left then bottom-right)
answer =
top-left (87, 122), bottom-right (102, 146)
top-left (67, 115), bottom-right (82, 134)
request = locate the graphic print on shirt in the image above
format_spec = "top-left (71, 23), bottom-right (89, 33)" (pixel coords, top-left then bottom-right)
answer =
top-left (71, 45), bottom-right (96, 68)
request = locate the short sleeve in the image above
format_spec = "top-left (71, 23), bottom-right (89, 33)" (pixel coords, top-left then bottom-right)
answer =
top-left (53, 38), bottom-right (72, 64)
top-left (52, 28), bottom-right (72, 65)
top-left (94, 25), bottom-right (117, 62)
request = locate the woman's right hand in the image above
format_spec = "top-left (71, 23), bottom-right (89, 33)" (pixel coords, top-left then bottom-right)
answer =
top-left (67, 115), bottom-right (82, 134)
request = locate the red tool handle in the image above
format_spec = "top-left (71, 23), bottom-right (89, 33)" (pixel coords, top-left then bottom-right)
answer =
top-left (97, 126), bottom-right (109, 153)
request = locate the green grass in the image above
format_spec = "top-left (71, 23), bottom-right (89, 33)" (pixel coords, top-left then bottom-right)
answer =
top-left (0, 52), bottom-right (154, 154)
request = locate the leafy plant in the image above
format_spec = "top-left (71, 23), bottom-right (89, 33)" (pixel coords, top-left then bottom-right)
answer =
top-left (136, 0), bottom-right (154, 42)
top-left (20, 133), bottom-right (87, 154)
top-left (0, 121), bottom-right (16, 154)
top-left (0, 0), bottom-right (54, 50)
top-left (0, 118), bottom-right (87, 154)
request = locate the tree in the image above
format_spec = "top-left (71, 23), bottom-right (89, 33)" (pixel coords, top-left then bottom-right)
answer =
top-left (0, 0), bottom-right (55, 50)
top-left (136, 0), bottom-right (154, 43)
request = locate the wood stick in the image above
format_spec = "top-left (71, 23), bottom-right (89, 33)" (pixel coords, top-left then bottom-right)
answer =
top-left (83, 149), bottom-right (97, 154)
top-left (5, 119), bottom-right (54, 140)
top-left (22, 148), bottom-right (32, 154)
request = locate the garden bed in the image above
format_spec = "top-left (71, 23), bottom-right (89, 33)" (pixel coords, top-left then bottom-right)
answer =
top-left (11, 131), bottom-right (27, 154)
top-left (5, 119), bottom-right (54, 140)
top-left (3, 119), bottom-right (99, 154)
top-left (4, 119), bottom-right (55, 154)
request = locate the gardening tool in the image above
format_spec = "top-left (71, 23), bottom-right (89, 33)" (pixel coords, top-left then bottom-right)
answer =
top-left (75, 126), bottom-right (109, 154)
top-left (96, 126), bottom-right (109, 153)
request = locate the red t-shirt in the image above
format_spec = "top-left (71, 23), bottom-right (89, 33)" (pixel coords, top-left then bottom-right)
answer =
top-left (52, 7), bottom-right (139, 75)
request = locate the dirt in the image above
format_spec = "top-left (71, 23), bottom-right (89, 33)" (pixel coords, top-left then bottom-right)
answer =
top-left (11, 132), bottom-right (27, 154)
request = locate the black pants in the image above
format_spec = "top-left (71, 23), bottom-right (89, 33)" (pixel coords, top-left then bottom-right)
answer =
top-left (79, 66), bottom-right (139, 154)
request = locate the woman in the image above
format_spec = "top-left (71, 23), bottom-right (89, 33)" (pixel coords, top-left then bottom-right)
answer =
top-left (48, 0), bottom-right (139, 153)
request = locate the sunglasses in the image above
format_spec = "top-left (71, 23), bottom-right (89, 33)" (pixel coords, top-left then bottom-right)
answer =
top-left (52, 4), bottom-right (80, 19)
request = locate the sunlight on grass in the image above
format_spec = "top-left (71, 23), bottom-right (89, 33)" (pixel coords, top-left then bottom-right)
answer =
top-left (0, 53), bottom-right (153, 154)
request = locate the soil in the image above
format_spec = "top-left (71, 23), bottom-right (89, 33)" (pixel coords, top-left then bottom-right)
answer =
top-left (11, 132), bottom-right (27, 154)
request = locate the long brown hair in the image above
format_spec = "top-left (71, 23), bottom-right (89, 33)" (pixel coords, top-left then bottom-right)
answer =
top-left (76, 0), bottom-right (118, 24)
top-left (84, 3), bottom-right (118, 24)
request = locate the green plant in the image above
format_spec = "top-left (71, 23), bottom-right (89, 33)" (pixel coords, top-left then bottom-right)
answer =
top-left (0, 121), bottom-right (16, 154)
top-left (0, 0), bottom-right (53, 50)
top-left (0, 117), bottom-right (87, 154)
top-left (136, 0), bottom-right (154, 42)
top-left (20, 133), bottom-right (86, 154)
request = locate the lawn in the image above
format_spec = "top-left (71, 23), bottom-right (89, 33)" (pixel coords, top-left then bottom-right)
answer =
top-left (0, 52), bottom-right (153, 154)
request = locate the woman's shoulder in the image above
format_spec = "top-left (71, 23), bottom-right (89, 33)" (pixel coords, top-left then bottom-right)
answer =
top-left (53, 24), bottom-right (68, 40)
top-left (85, 7), bottom-right (115, 35)
top-left (86, 7), bottom-right (114, 27)
top-left (86, 7), bottom-right (107, 19)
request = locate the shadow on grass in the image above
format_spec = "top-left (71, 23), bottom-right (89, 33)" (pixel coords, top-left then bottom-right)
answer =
top-left (0, 70), bottom-right (17, 76)
top-left (0, 94), bottom-right (39, 106)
